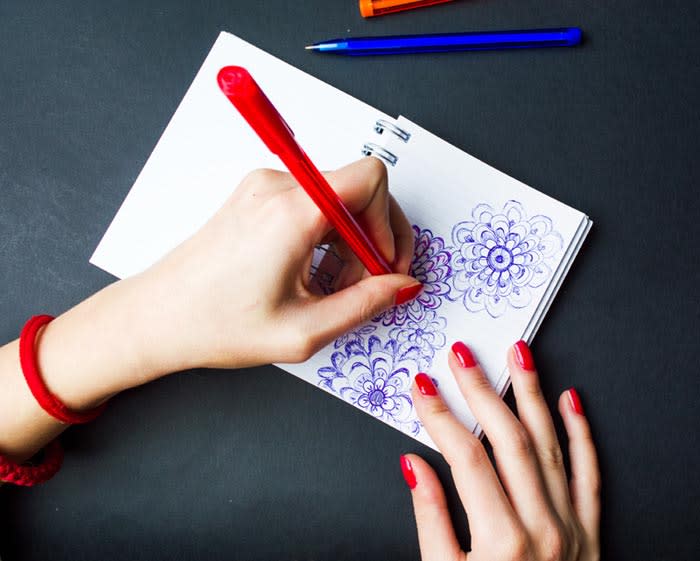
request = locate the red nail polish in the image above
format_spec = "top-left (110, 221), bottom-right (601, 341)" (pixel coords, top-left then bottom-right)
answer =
top-left (567, 388), bottom-right (585, 416)
top-left (395, 283), bottom-right (423, 306)
top-left (451, 341), bottom-right (477, 368)
top-left (400, 455), bottom-right (417, 489)
top-left (513, 340), bottom-right (535, 371)
top-left (415, 372), bottom-right (437, 396)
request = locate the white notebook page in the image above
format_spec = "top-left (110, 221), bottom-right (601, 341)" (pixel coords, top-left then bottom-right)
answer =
top-left (91, 31), bottom-right (389, 279)
top-left (374, 117), bottom-right (587, 442)
top-left (91, 32), bottom-right (590, 451)
top-left (280, 118), bottom-right (587, 449)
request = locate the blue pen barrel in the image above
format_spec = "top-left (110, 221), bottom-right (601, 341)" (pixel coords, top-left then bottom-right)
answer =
top-left (312, 28), bottom-right (582, 56)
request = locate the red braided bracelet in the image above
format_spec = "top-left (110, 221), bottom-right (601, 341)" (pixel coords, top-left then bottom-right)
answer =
top-left (0, 440), bottom-right (64, 486)
top-left (0, 316), bottom-right (108, 486)
top-left (19, 315), bottom-right (107, 424)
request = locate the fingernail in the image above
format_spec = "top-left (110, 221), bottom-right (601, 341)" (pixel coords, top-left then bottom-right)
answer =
top-left (395, 283), bottom-right (423, 306)
top-left (415, 372), bottom-right (437, 396)
top-left (451, 341), bottom-right (477, 368)
top-left (567, 388), bottom-right (585, 416)
top-left (513, 340), bottom-right (535, 371)
top-left (400, 455), bottom-right (417, 489)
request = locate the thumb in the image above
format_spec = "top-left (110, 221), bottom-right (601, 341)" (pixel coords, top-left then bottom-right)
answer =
top-left (300, 274), bottom-right (422, 347)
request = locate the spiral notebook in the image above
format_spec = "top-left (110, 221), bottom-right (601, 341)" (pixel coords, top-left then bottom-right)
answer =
top-left (91, 31), bottom-right (591, 450)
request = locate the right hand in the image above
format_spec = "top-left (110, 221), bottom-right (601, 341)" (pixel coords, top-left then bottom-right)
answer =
top-left (137, 156), bottom-right (419, 372)
top-left (0, 157), bottom-right (419, 461)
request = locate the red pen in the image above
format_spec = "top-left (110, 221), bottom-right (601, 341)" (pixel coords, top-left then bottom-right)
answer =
top-left (216, 66), bottom-right (392, 276)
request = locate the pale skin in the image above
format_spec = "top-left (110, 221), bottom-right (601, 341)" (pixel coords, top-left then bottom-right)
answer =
top-left (407, 351), bottom-right (600, 561)
top-left (0, 157), bottom-right (600, 560)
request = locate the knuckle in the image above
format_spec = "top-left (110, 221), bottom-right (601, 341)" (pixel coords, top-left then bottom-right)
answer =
top-left (539, 443), bottom-right (565, 470)
top-left (447, 435), bottom-right (487, 470)
top-left (523, 377), bottom-right (543, 399)
top-left (580, 429), bottom-right (599, 458)
top-left (423, 396), bottom-right (451, 417)
top-left (472, 368), bottom-right (492, 388)
top-left (501, 530), bottom-right (529, 560)
top-left (356, 294), bottom-right (383, 325)
top-left (466, 371), bottom-right (495, 395)
top-left (414, 490), bottom-right (447, 516)
top-left (285, 328), bottom-right (318, 362)
top-left (566, 531), bottom-right (581, 561)
top-left (539, 525), bottom-right (565, 561)
top-left (309, 207), bottom-right (329, 233)
top-left (509, 426), bottom-right (534, 459)
top-left (243, 167), bottom-right (279, 185)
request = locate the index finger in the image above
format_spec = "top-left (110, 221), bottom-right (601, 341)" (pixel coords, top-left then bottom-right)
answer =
top-left (326, 195), bottom-right (415, 291)
top-left (304, 157), bottom-right (401, 269)
top-left (412, 373), bottom-right (521, 540)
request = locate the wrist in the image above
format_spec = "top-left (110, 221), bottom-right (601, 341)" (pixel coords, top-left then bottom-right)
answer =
top-left (38, 274), bottom-right (181, 411)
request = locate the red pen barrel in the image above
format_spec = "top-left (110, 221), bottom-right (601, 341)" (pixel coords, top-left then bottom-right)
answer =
top-left (217, 65), bottom-right (393, 276)
top-left (284, 155), bottom-right (392, 276)
top-left (217, 66), bottom-right (296, 157)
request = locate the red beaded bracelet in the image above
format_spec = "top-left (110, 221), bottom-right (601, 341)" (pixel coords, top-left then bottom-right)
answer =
top-left (20, 315), bottom-right (107, 424)
top-left (0, 440), bottom-right (64, 486)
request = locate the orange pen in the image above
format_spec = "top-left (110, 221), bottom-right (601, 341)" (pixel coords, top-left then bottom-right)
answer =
top-left (359, 0), bottom-right (454, 18)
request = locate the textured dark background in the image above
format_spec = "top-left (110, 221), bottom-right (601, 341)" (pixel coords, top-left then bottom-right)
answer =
top-left (1, 1), bottom-right (699, 560)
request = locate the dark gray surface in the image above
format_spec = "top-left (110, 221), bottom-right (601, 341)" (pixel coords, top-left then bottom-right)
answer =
top-left (1, 1), bottom-right (699, 560)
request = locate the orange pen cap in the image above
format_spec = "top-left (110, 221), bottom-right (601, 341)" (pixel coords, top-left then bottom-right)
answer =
top-left (359, 0), bottom-right (454, 18)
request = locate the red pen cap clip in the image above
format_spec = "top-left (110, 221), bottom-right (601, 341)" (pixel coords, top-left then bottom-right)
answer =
top-left (217, 66), bottom-right (298, 158)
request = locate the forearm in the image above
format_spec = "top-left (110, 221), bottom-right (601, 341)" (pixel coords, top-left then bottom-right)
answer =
top-left (0, 274), bottom-right (178, 462)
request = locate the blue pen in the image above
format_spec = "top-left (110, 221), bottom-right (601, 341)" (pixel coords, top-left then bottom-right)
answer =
top-left (306, 27), bottom-right (582, 56)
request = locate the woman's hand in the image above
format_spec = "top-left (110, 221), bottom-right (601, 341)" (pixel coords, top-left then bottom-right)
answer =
top-left (402, 341), bottom-right (600, 561)
top-left (0, 157), bottom-right (418, 460)
top-left (141, 156), bottom-right (418, 372)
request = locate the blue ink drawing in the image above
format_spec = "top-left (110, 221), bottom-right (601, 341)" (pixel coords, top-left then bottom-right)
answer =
top-left (318, 336), bottom-right (422, 435)
top-left (374, 225), bottom-right (452, 327)
top-left (449, 200), bottom-right (563, 318)
top-left (333, 324), bottom-right (377, 349)
top-left (316, 205), bottom-right (564, 437)
top-left (388, 309), bottom-right (447, 370)
top-left (317, 225), bottom-right (452, 435)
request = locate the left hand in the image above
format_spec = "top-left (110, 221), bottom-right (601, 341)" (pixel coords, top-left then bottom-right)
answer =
top-left (401, 341), bottom-right (600, 561)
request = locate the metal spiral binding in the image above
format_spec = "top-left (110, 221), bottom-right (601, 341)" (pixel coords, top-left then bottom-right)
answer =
top-left (374, 119), bottom-right (411, 142)
top-left (362, 119), bottom-right (411, 167)
top-left (362, 143), bottom-right (398, 166)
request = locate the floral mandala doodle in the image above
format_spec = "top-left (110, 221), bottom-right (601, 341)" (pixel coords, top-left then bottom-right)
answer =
top-left (374, 225), bottom-right (452, 327)
top-left (449, 200), bottom-right (563, 318)
top-left (317, 204), bottom-right (561, 435)
top-left (318, 336), bottom-right (422, 435)
top-left (333, 324), bottom-right (377, 349)
top-left (388, 310), bottom-right (446, 370)
top-left (318, 227), bottom-right (451, 433)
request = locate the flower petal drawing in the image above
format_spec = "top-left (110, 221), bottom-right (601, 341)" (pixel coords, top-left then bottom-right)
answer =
top-left (388, 310), bottom-right (447, 370)
top-left (375, 225), bottom-right (452, 326)
top-left (317, 335), bottom-right (421, 435)
top-left (332, 324), bottom-right (377, 349)
top-left (449, 200), bottom-right (563, 318)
